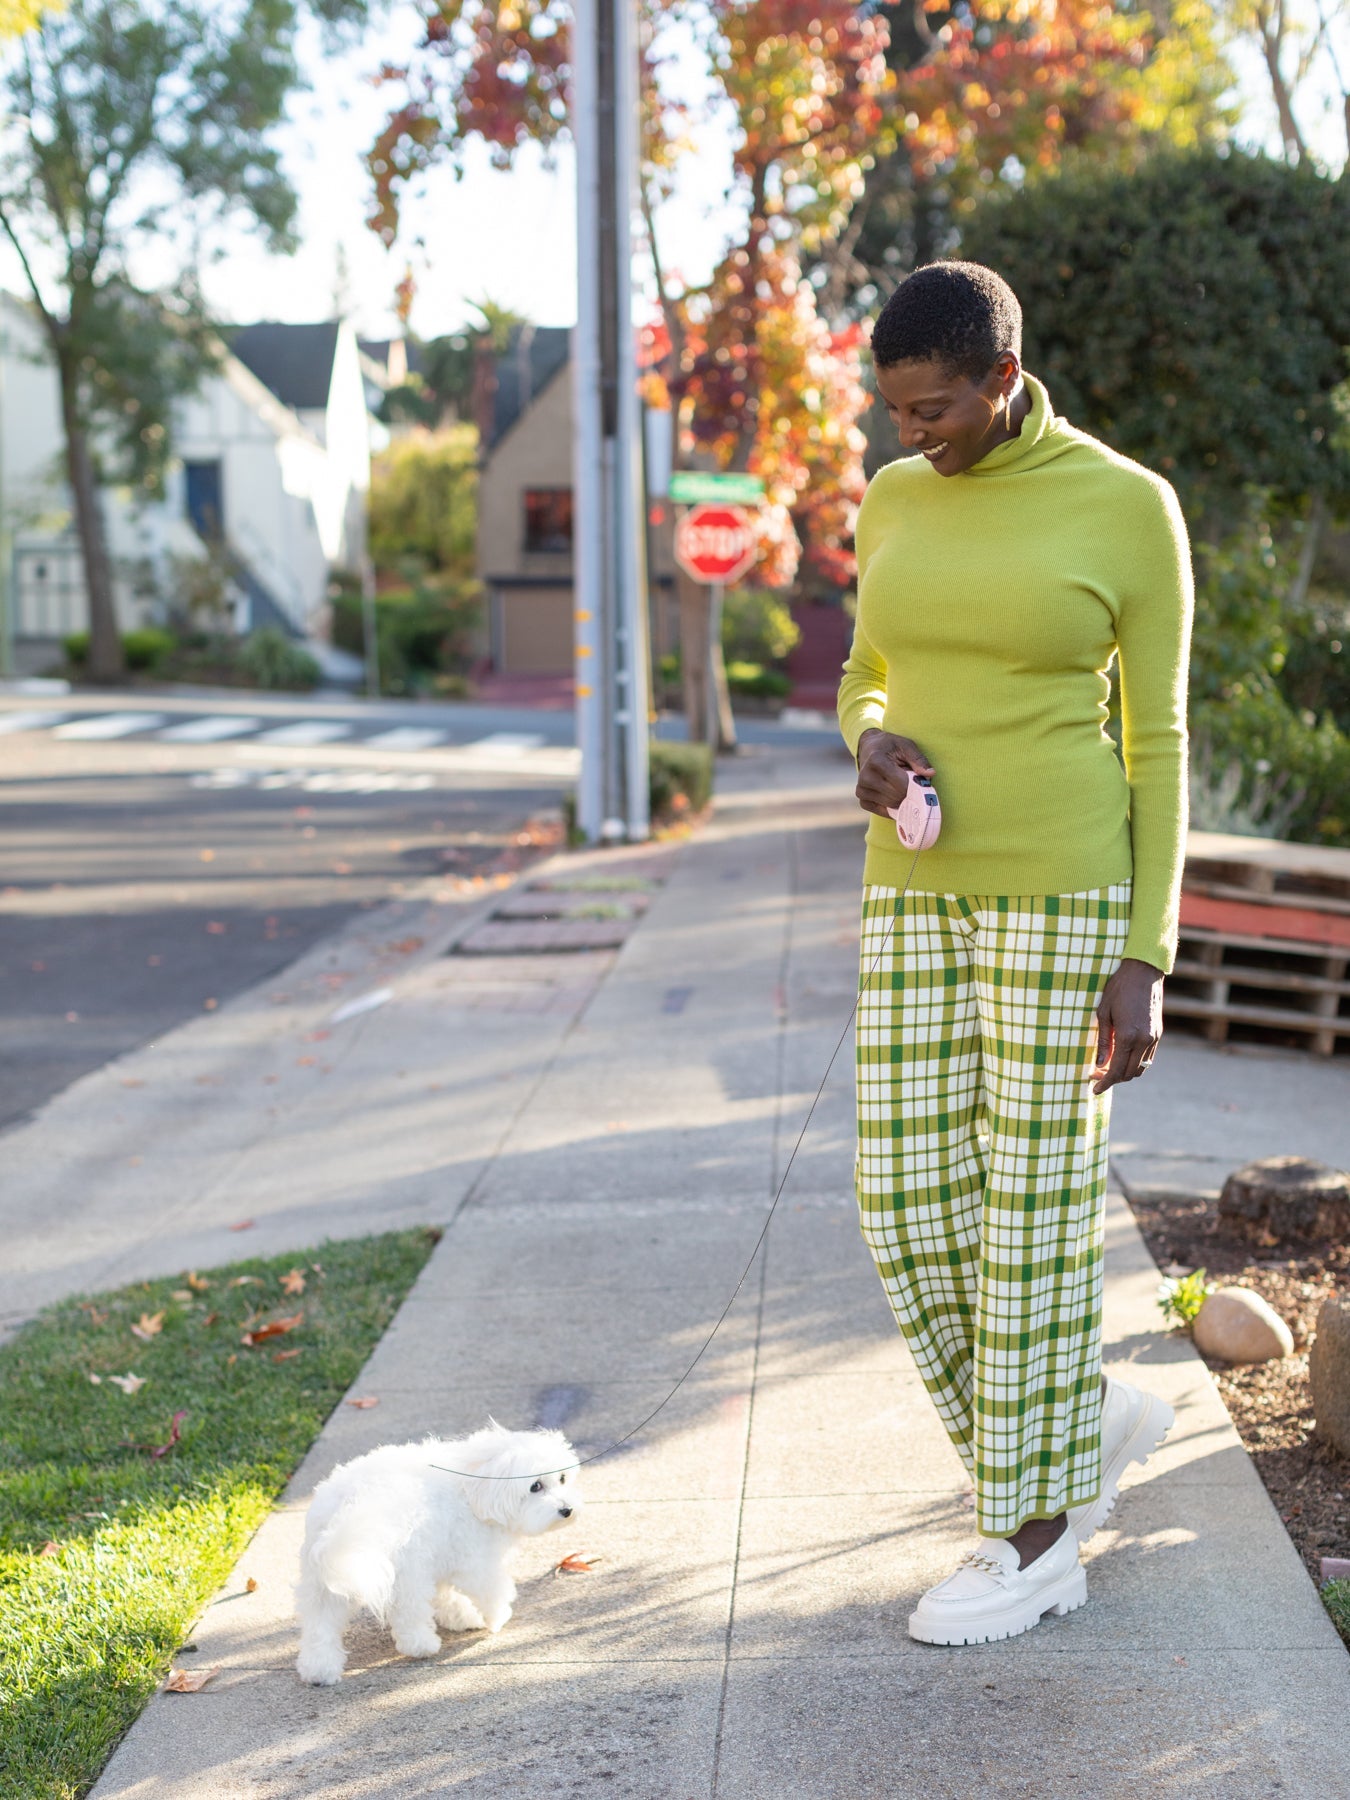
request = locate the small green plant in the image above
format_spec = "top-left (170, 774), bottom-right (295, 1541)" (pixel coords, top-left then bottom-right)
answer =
top-left (1322, 1578), bottom-right (1350, 1648)
top-left (649, 740), bottom-right (713, 820)
top-left (1157, 1268), bottom-right (1216, 1329)
top-left (237, 626), bottom-right (321, 691)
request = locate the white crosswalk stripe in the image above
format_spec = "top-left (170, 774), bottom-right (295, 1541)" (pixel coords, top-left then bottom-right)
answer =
top-left (53, 712), bottom-right (168, 740)
top-left (157, 715), bottom-right (263, 743)
top-left (362, 726), bottom-right (449, 751)
top-left (458, 732), bottom-right (547, 757)
top-left (0, 710), bottom-right (69, 735)
top-left (252, 720), bottom-right (354, 746)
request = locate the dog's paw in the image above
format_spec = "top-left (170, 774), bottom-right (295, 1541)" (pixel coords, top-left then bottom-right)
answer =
top-left (480, 1605), bottom-right (513, 1635)
top-left (435, 1593), bottom-right (486, 1633)
top-left (392, 1629), bottom-right (442, 1659)
top-left (296, 1654), bottom-right (346, 1687)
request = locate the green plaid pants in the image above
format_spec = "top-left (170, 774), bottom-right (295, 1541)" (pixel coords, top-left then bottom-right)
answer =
top-left (855, 881), bottom-right (1132, 1538)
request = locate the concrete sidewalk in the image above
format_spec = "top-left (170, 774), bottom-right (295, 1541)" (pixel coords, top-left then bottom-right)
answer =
top-left (14, 739), bottom-right (1347, 1797)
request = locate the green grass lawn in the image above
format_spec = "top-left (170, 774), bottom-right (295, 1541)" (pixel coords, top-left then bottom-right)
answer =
top-left (0, 1228), bottom-right (439, 1800)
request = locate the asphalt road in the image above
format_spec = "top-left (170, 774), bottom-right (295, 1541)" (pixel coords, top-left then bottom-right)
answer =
top-left (0, 701), bottom-right (566, 1133)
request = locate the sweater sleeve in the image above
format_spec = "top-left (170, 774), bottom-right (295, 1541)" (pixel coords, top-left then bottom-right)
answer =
top-left (1115, 478), bottom-right (1194, 974)
top-left (837, 479), bottom-right (890, 760)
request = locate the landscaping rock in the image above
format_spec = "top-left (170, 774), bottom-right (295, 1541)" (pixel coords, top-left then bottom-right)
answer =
top-left (1192, 1286), bottom-right (1295, 1364)
top-left (1217, 1156), bottom-right (1350, 1243)
top-left (1309, 1292), bottom-right (1350, 1460)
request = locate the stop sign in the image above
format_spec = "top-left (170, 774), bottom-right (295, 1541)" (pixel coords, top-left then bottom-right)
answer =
top-left (673, 504), bottom-right (758, 585)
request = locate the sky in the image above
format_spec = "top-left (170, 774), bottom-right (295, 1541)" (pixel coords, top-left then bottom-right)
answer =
top-left (196, 6), bottom-right (745, 342)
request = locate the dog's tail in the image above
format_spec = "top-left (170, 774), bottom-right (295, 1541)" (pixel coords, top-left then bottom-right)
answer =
top-left (302, 1507), bottom-right (401, 1619)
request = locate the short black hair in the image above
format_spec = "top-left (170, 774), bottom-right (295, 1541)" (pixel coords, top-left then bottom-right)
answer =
top-left (870, 261), bottom-right (1022, 381)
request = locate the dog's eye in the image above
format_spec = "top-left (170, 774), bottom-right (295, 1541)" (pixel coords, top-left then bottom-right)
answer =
top-left (530, 1480), bottom-right (544, 1493)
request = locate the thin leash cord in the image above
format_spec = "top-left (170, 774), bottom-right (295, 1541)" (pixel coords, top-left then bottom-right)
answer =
top-left (431, 817), bottom-right (930, 1482)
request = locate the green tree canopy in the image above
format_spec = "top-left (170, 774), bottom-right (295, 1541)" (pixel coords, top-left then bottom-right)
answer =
top-left (959, 149), bottom-right (1350, 519)
top-left (0, 0), bottom-right (368, 679)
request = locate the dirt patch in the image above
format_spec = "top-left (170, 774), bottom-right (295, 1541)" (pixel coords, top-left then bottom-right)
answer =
top-left (1124, 1187), bottom-right (1350, 1586)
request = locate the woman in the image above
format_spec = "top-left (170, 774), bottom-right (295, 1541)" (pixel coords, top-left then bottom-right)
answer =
top-left (839, 261), bottom-right (1192, 1646)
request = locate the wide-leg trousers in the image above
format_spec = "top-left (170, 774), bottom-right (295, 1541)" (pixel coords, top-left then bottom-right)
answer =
top-left (854, 881), bottom-right (1132, 1539)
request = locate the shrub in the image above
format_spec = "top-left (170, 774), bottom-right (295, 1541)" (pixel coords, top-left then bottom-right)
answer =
top-left (331, 579), bottom-right (481, 698)
top-left (62, 628), bottom-right (174, 672)
top-left (122, 628), bottom-right (175, 672)
top-left (720, 587), bottom-right (800, 666)
top-left (649, 741), bottom-right (714, 819)
top-left (236, 627), bottom-right (321, 691)
top-left (725, 659), bottom-right (791, 699)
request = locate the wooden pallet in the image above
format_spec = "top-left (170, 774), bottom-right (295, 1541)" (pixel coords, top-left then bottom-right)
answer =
top-left (1166, 923), bottom-right (1350, 1055)
top-left (1163, 833), bottom-right (1350, 1055)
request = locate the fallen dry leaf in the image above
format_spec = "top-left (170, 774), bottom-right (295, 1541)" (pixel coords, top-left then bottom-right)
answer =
top-left (245, 1577), bottom-right (259, 1593)
top-left (227, 1275), bottom-right (261, 1287)
top-left (201, 1312), bottom-right (220, 1327)
top-left (166, 1667), bottom-right (218, 1693)
top-left (88, 1372), bottom-right (102, 1385)
top-left (228, 1220), bottom-right (255, 1233)
top-left (226, 1353), bottom-right (237, 1367)
top-left (295, 1056), bottom-right (317, 1067)
top-left (80, 1304), bottom-right (109, 1325)
top-left (386, 936), bottom-right (424, 955)
top-left (272, 1348), bottom-right (301, 1362)
top-left (130, 1312), bottom-right (165, 1342)
top-left (279, 1269), bottom-right (306, 1296)
top-left (107, 1373), bottom-right (147, 1395)
top-left (170, 1290), bottom-right (193, 1303)
top-left (124, 1410), bottom-right (187, 1461)
top-left (199, 849), bottom-right (215, 863)
top-left (36, 1541), bottom-right (61, 1558)
top-left (345, 1396), bottom-right (379, 1409)
top-left (205, 921), bottom-right (227, 934)
top-left (554, 1554), bottom-right (601, 1575)
top-left (186, 1272), bottom-right (210, 1293)
top-left (121, 1078), bottom-right (146, 1089)
top-left (241, 1311), bottom-right (303, 1347)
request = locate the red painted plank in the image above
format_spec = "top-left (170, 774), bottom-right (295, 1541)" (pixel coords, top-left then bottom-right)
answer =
top-left (1179, 891), bottom-right (1350, 950)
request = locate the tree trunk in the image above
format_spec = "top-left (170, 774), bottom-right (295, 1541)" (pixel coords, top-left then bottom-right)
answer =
top-left (677, 571), bottom-right (737, 754)
top-left (58, 351), bottom-right (123, 681)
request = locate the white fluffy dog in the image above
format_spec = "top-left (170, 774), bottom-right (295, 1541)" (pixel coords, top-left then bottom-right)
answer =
top-left (295, 1423), bottom-right (581, 1685)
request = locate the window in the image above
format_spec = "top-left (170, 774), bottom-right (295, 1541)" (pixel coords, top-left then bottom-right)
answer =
top-left (523, 488), bottom-right (573, 553)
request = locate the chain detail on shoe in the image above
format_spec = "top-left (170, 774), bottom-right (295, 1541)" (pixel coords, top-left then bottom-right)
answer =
top-left (958, 1550), bottom-right (1008, 1577)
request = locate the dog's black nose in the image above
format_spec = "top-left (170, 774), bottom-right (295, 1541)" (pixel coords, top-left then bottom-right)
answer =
top-left (558, 1506), bottom-right (572, 1518)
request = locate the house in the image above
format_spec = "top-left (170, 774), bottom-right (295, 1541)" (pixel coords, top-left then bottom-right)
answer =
top-left (475, 326), bottom-right (681, 676)
top-left (475, 325), bottom-right (578, 675)
top-left (1, 298), bottom-right (382, 662)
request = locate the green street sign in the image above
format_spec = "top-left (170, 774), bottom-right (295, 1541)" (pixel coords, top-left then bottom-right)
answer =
top-left (668, 471), bottom-right (765, 505)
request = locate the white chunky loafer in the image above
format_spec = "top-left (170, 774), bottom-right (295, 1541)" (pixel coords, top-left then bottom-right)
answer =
top-left (908, 1525), bottom-right (1086, 1647)
top-left (1068, 1375), bottom-right (1175, 1542)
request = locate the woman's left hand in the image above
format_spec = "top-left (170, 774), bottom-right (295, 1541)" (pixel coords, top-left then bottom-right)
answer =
top-left (1091, 958), bottom-right (1164, 1094)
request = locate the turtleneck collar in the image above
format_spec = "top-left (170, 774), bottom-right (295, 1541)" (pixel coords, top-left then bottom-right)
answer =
top-left (962, 372), bottom-right (1070, 477)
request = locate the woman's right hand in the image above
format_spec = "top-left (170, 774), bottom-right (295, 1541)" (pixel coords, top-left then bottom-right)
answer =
top-left (854, 728), bottom-right (935, 820)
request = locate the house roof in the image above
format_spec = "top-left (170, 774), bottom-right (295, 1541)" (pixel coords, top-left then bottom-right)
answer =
top-left (491, 325), bottom-right (570, 448)
top-left (230, 322), bottom-right (342, 411)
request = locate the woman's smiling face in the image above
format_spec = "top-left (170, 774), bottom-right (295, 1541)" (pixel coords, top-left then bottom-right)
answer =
top-left (873, 352), bottom-right (1024, 476)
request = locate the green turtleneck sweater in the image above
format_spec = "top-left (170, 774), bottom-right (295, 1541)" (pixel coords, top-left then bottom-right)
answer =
top-left (838, 373), bottom-right (1193, 975)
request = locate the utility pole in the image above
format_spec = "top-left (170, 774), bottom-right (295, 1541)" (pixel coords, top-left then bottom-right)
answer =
top-left (571, 0), bottom-right (650, 844)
